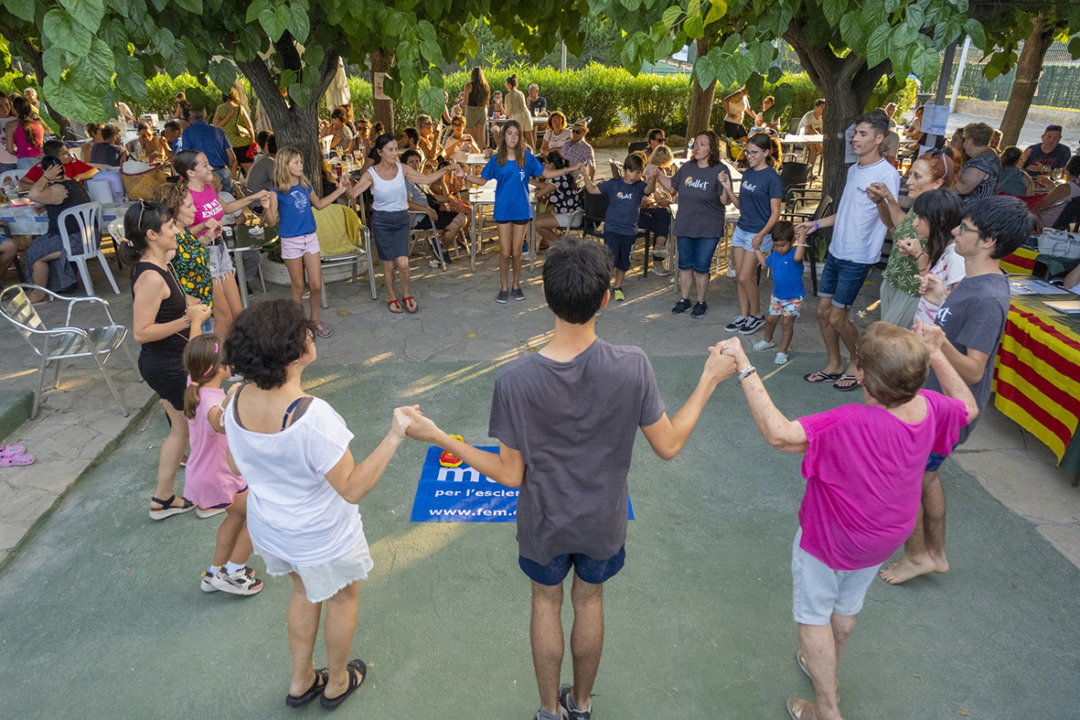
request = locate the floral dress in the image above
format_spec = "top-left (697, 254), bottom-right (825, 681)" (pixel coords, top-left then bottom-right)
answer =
top-left (170, 229), bottom-right (213, 310)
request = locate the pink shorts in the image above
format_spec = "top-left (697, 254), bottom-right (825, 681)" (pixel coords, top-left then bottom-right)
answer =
top-left (281, 232), bottom-right (320, 260)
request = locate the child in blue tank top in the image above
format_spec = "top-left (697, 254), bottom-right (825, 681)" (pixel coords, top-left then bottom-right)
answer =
top-left (262, 146), bottom-right (350, 338)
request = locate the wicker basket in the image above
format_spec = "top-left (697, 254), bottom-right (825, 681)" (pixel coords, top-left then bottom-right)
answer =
top-left (121, 165), bottom-right (169, 200)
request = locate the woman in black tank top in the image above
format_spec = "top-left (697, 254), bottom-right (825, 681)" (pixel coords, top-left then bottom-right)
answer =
top-left (121, 200), bottom-right (212, 521)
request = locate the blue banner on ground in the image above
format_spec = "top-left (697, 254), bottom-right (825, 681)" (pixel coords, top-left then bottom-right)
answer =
top-left (410, 446), bottom-right (634, 523)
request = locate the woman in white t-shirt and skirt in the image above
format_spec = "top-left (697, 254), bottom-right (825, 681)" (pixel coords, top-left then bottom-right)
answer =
top-left (347, 133), bottom-right (459, 314)
top-left (223, 299), bottom-right (421, 710)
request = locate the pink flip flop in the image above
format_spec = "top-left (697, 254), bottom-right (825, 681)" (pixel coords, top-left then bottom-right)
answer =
top-left (0, 452), bottom-right (34, 467)
top-left (0, 445), bottom-right (26, 456)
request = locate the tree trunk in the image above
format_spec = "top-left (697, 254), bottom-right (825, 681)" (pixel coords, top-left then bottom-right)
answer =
top-left (999, 16), bottom-right (1055, 147)
top-left (685, 38), bottom-right (717, 147)
top-left (237, 37), bottom-right (341, 193)
top-left (785, 23), bottom-right (888, 204)
top-left (371, 50), bottom-right (394, 134)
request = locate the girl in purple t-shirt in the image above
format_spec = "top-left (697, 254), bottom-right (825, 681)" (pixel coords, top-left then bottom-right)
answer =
top-left (175, 150), bottom-right (269, 337)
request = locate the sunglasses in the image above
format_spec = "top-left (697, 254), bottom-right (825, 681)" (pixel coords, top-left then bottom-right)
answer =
top-left (572, 128), bottom-right (585, 135)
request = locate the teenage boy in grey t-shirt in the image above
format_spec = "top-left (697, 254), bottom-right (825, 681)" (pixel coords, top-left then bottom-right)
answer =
top-left (881, 195), bottom-right (1034, 586)
top-left (407, 238), bottom-right (738, 720)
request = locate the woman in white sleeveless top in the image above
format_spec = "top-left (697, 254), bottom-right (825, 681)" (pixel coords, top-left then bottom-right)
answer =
top-left (348, 133), bottom-right (459, 313)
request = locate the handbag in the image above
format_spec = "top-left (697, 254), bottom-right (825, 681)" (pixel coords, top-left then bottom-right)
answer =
top-left (1037, 228), bottom-right (1080, 260)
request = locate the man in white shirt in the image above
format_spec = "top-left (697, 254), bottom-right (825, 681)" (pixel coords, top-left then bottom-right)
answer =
top-left (798, 99), bottom-right (825, 173)
top-left (797, 110), bottom-right (898, 392)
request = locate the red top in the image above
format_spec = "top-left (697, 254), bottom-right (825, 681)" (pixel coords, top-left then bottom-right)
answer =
top-left (22, 159), bottom-right (95, 183)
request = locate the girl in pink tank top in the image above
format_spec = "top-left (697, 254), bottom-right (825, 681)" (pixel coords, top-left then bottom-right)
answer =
top-left (175, 150), bottom-right (270, 337)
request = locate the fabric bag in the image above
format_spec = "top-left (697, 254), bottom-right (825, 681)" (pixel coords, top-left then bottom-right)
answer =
top-left (1038, 229), bottom-right (1080, 260)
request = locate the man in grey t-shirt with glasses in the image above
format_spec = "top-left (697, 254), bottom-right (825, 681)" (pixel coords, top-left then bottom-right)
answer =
top-left (407, 238), bottom-right (739, 720)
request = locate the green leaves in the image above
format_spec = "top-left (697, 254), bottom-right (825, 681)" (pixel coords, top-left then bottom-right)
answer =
top-left (822, 0), bottom-right (845, 27)
top-left (661, 5), bottom-right (682, 29)
top-left (865, 23), bottom-right (891, 68)
top-left (44, 10), bottom-right (92, 57)
top-left (207, 59), bottom-right (237, 93)
top-left (418, 85), bottom-right (445, 118)
top-left (5, 0), bottom-right (37, 23)
top-left (59, 0), bottom-right (105, 32)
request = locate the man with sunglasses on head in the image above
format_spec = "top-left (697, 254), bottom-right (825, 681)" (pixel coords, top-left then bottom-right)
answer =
top-left (881, 195), bottom-right (1035, 586)
top-left (1021, 125), bottom-right (1070, 175)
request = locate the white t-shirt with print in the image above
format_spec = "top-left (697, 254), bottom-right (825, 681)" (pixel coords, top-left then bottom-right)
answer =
top-left (830, 158), bottom-right (900, 265)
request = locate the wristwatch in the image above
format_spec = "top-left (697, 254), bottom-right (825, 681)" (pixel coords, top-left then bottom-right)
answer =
top-left (738, 365), bottom-right (757, 381)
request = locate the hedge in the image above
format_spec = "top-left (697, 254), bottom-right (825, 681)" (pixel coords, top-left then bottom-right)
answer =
top-left (1, 65), bottom-right (915, 139)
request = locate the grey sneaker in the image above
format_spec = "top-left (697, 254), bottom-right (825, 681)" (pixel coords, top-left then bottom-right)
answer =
top-left (725, 315), bottom-right (746, 332)
top-left (740, 315), bottom-right (766, 334)
top-left (511, 287), bottom-right (525, 301)
top-left (558, 684), bottom-right (591, 720)
top-left (496, 290), bottom-right (509, 304)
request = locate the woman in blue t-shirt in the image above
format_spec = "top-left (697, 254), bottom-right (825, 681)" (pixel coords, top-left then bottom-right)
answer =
top-left (719, 133), bottom-right (782, 335)
top-left (462, 120), bottom-right (581, 303)
top-left (262, 146), bottom-right (350, 338)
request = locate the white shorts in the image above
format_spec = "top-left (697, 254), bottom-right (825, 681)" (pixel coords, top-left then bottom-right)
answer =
top-left (281, 232), bottom-right (320, 260)
top-left (205, 242), bottom-right (234, 279)
top-left (255, 536), bottom-right (374, 603)
top-left (553, 212), bottom-right (577, 228)
top-left (791, 528), bottom-right (880, 625)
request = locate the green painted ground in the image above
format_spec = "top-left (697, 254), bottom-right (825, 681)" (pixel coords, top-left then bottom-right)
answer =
top-left (1, 357), bottom-right (1078, 719)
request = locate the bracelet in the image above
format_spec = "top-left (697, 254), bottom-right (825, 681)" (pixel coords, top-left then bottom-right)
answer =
top-left (916, 251), bottom-right (927, 260)
top-left (738, 365), bottom-right (757, 381)
top-left (813, 220), bottom-right (819, 230)
top-left (795, 243), bottom-right (809, 248)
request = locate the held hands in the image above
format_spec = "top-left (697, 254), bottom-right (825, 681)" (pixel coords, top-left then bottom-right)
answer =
top-left (896, 236), bottom-right (920, 258)
top-left (401, 406), bottom-right (442, 444)
top-left (186, 302), bottom-right (211, 325)
top-left (704, 339), bottom-right (740, 383)
top-left (751, 235), bottom-right (763, 251)
top-left (646, 165), bottom-right (660, 179)
top-left (916, 271), bottom-right (946, 305)
top-left (717, 170), bottom-right (732, 190)
top-left (795, 220), bottom-right (816, 236)
top-left (865, 182), bottom-right (892, 205)
top-left (390, 405), bottom-right (419, 441)
top-left (912, 318), bottom-right (946, 353)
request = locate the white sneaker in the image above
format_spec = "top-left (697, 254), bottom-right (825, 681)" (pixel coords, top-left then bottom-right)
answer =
top-left (753, 340), bottom-right (775, 351)
top-left (775, 352), bottom-right (789, 365)
top-left (210, 568), bottom-right (264, 596)
top-left (652, 266), bottom-right (673, 277)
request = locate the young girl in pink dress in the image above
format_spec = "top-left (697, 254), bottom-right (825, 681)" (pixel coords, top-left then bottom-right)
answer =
top-left (182, 335), bottom-right (263, 596)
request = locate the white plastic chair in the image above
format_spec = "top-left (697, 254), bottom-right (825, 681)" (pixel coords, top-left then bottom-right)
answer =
top-left (57, 202), bottom-right (121, 296)
top-left (0, 283), bottom-right (141, 418)
top-left (0, 168), bottom-right (24, 193)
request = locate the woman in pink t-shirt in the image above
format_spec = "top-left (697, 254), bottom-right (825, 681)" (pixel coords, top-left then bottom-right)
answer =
top-left (174, 150), bottom-right (269, 337)
top-left (8, 95), bottom-right (43, 170)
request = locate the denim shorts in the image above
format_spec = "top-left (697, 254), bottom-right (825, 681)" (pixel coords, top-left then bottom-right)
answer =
top-left (817, 255), bottom-right (872, 308)
top-left (731, 225), bottom-right (772, 254)
top-left (676, 236), bottom-right (720, 274)
top-left (791, 528), bottom-right (879, 625)
top-left (519, 545), bottom-right (626, 586)
top-left (925, 451), bottom-right (950, 472)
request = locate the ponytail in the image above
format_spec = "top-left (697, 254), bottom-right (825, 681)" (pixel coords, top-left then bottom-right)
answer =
top-left (182, 335), bottom-right (226, 420)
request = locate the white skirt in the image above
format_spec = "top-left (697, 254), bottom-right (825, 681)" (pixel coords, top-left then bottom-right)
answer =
top-left (255, 536), bottom-right (374, 603)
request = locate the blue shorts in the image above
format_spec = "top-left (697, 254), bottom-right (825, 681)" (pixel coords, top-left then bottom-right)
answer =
top-left (604, 231), bottom-right (636, 272)
top-left (925, 451), bottom-right (950, 472)
top-left (731, 225), bottom-right (772, 254)
top-left (791, 528), bottom-right (879, 625)
top-left (817, 255), bottom-right (872, 308)
top-left (519, 546), bottom-right (626, 586)
top-left (676, 236), bottom-right (720, 275)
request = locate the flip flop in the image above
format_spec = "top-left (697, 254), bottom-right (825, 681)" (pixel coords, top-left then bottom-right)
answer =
top-left (313, 321), bottom-right (333, 338)
top-left (320, 659), bottom-right (367, 710)
top-left (0, 445), bottom-right (26, 456)
top-left (388, 299), bottom-right (403, 314)
top-left (403, 295), bottom-right (418, 313)
top-left (285, 668), bottom-right (328, 708)
top-left (0, 452), bottom-right (34, 467)
top-left (803, 371), bottom-right (841, 384)
top-left (833, 374), bottom-right (860, 392)
top-left (786, 697), bottom-right (818, 720)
